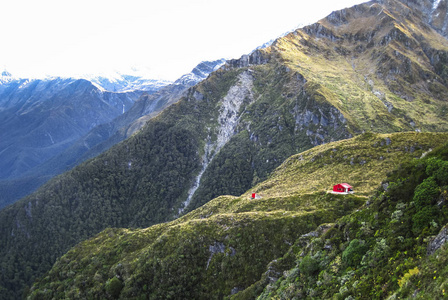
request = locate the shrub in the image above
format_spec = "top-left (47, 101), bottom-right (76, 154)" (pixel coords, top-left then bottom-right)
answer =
top-left (299, 255), bottom-right (320, 277)
top-left (412, 206), bottom-right (438, 234)
top-left (426, 157), bottom-right (448, 185)
top-left (342, 239), bottom-right (368, 267)
top-left (105, 277), bottom-right (123, 299)
top-left (398, 267), bottom-right (419, 288)
top-left (413, 177), bottom-right (439, 210)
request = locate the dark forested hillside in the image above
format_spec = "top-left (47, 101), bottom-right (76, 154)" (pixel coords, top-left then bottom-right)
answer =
top-left (2, 61), bottom-right (349, 299)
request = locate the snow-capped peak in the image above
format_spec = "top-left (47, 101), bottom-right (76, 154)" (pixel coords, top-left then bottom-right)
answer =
top-left (1, 70), bottom-right (12, 77)
top-left (174, 59), bottom-right (227, 86)
top-left (0, 70), bottom-right (15, 84)
top-left (77, 69), bottom-right (173, 93)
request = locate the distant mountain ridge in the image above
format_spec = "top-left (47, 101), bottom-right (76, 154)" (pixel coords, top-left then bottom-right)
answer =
top-left (0, 73), bottom-right (153, 207)
top-left (85, 74), bottom-right (172, 93)
top-left (0, 69), bottom-right (172, 93)
top-left (0, 77), bottom-right (140, 179)
top-left (174, 60), bottom-right (226, 85)
top-left (0, 59), bottom-right (226, 208)
top-left (18, 58), bottom-right (227, 186)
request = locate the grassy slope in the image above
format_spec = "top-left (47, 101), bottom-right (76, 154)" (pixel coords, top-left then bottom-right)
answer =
top-left (256, 139), bottom-right (448, 299)
top-left (27, 132), bottom-right (448, 299)
top-left (252, 132), bottom-right (443, 198)
top-left (270, 1), bottom-right (448, 134)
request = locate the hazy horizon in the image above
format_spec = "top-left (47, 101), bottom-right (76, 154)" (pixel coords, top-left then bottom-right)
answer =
top-left (1, 0), bottom-right (366, 81)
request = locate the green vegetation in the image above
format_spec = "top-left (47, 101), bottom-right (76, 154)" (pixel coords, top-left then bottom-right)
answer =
top-left (0, 61), bottom-right (351, 299)
top-left (0, 117), bottom-right (202, 299)
top-left (252, 132), bottom-right (445, 197)
top-left (4, 1), bottom-right (448, 298)
top-left (26, 133), bottom-right (448, 299)
top-left (272, 2), bottom-right (448, 134)
top-left (256, 142), bottom-right (448, 299)
top-left (188, 63), bottom-right (352, 211)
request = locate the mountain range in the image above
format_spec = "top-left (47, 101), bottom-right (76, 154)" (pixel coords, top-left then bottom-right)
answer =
top-left (86, 74), bottom-right (171, 93)
top-left (0, 59), bottom-right (225, 209)
top-left (1, 0), bottom-right (448, 298)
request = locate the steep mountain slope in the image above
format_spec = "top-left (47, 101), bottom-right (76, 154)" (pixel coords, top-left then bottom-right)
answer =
top-left (399, 0), bottom-right (448, 38)
top-left (52, 59), bottom-right (227, 166)
top-left (0, 78), bottom-right (139, 180)
top-left (0, 59), bottom-right (225, 209)
top-left (2, 0), bottom-right (448, 297)
top-left (255, 141), bottom-right (448, 300)
top-left (0, 78), bottom-right (143, 208)
top-left (186, 0), bottom-right (448, 211)
top-left (25, 132), bottom-right (448, 299)
top-left (269, 0), bottom-right (448, 134)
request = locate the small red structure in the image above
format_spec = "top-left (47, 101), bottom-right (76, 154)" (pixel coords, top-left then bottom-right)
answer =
top-left (251, 193), bottom-right (256, 199)
top-left (332, 183), bottom-right (354, 194)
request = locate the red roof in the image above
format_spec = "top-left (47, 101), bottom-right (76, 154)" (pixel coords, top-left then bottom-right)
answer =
top-left (340, 183), bottom-right (352, 188)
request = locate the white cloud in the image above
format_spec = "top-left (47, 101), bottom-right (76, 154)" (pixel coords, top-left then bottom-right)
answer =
top-left (0, 0), bottom-right (366, 80)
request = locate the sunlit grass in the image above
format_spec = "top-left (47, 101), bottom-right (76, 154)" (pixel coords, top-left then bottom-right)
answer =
top-left (248, 132), bottom-right (448, 198)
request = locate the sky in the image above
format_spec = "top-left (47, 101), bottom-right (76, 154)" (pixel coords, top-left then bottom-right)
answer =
top-left (0, 0), bottom-right (366, 81)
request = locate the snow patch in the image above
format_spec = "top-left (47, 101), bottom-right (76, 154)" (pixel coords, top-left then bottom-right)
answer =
top-left (430, 0), bottom-right (442, 23)
top-left (83, 72), bottom-right (172, 93)
top-left (0, 70), bottom-right (15, 84)
top-left (89, 81), bottom-right (107, 92)
top-left (18, 80), bottom-right (31, 89)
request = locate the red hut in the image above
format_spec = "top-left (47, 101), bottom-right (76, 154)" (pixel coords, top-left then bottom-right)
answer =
top-left (332, 183), bottom-right (354, 194)
top-left (251, 193), bottom-right (262, 199)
